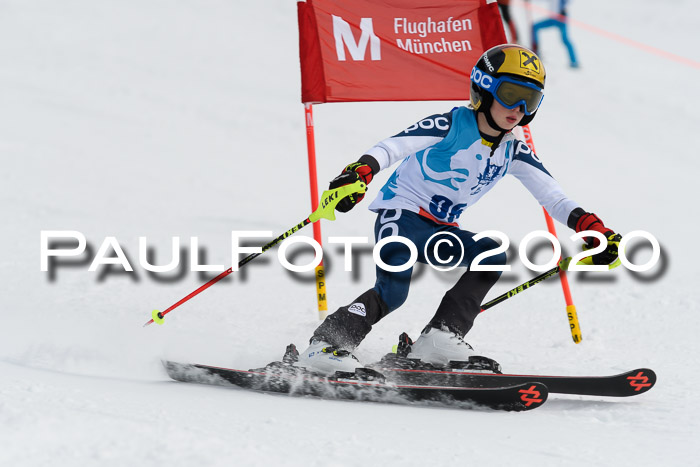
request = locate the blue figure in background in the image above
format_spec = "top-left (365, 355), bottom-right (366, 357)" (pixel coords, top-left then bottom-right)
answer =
top-left (531, 0), bottom-right (579, 68)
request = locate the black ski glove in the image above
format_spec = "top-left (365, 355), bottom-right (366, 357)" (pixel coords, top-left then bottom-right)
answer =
top-left (329, 156), bottom-right (378, 213)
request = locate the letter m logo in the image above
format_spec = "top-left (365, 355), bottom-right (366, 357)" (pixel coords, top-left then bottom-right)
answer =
top-left (332, 15), bottom-right (381, 61)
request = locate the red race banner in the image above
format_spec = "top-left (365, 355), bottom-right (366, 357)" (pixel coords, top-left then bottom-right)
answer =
top-left (298, 0), bottom-right (506, 103)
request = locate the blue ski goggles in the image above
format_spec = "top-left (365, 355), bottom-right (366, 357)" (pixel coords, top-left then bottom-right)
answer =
top-left (471, 68), bottom-right (544, 115)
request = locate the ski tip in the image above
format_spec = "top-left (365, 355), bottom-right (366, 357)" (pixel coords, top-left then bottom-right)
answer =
top-left (624, 368), bottom-right (656, 394)
top-left (514, 382), bottom-right (548, 411)
top-left (463, 382), bottom-right (549, 412)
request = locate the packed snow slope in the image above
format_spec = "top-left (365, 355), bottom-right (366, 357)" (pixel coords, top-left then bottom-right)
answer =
top-left (1, 0), bottom-right (698, 466)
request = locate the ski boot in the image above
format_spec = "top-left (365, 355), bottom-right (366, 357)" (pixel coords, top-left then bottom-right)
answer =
top-left (293, 339), bottom-right (364, 376)
top-left (376, 328), bottom-right (502, 373)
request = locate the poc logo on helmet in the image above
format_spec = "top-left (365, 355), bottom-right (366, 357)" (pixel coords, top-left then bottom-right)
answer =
top-left (471, 68), bottom-right (493, 90)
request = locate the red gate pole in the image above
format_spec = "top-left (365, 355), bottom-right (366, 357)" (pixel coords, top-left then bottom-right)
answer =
top-left (304, 103), bottom-right (329, 320)
top-left (521, 125), bottom-right (582, 343)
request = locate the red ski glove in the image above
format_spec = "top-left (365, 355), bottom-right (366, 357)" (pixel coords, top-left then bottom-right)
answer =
top-left (574, 212), bottom-right (621, 265)
top-left (329, 157), bottom-right (377, 213)
top-left (575, 212), bottom-right (613, 247)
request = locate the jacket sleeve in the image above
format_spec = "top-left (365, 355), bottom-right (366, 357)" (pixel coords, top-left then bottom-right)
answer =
top-left (363, 112), bottom-right (453, 171)
top-left (507, 140), bottom-right (580, 226)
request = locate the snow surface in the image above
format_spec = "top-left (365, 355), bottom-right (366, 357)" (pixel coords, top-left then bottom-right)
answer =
top-left (1, 0), bottom-right (699, 465)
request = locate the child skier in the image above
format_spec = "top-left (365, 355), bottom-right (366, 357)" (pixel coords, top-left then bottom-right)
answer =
top-left (295, 44), bottom-right (620, 375)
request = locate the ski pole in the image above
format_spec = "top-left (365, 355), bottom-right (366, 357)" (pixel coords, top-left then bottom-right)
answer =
top-left (143, 180), bottom-right (367, 327)
top-left (480, 254), bottom-right (621, 312)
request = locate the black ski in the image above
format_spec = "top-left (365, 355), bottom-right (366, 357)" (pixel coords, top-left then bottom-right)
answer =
top-left (373, 354), bottom-right (656, 397)
top-left (162, 358), bottom-right (547, 411)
